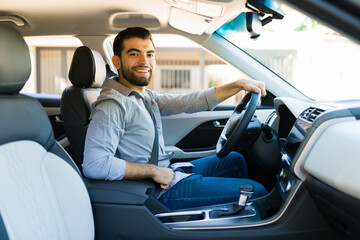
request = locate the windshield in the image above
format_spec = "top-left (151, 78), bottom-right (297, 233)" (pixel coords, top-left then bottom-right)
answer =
top-left (217, 1), bottom-right (360, 101)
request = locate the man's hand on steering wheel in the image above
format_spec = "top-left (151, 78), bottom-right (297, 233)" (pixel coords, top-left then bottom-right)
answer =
top-left (238, 79), bottom-right (266, 97)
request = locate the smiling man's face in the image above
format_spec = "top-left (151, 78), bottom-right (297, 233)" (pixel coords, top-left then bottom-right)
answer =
top-left (118, 37), bottom-right (156, 88)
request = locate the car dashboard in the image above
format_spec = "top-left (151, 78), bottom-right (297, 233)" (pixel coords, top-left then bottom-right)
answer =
top-left (270, 97), bottom-right (360, 239)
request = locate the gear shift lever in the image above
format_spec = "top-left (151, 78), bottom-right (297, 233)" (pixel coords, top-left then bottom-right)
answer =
top-left (238, 183), bottom-right (254, 208)
top-left (210, 183), bottom-right (255, 218)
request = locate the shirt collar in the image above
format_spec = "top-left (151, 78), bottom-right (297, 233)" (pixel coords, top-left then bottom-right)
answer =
top-left (105, 79), bottom-right (133, 97)
top-left (105, 79), bottom-right (149, 99)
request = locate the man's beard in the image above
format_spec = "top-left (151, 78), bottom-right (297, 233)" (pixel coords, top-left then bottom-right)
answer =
top-left (120, 64), bottom-right (152, 87)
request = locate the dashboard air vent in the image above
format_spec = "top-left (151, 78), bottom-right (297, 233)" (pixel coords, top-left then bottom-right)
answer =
top-left (300, 107), bottom-right (325, 123)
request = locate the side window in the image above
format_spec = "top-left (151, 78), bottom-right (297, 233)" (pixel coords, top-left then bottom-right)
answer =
top-left (22, 36), bottom-right (82, 94)
top-left (151, 35), bottom-right (249, 104)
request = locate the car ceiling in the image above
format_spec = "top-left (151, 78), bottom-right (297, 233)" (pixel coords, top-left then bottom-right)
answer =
top-left (0, 0), bottom-right (244, 38)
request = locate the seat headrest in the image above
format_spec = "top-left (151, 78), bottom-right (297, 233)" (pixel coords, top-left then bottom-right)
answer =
top-left (68, 46), bottom-right (106, 88)
top-left (0, 23), bottom-right (31, 94)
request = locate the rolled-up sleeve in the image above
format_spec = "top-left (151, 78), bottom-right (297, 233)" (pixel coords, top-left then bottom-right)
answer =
top-left (82, 100), bottom-right (127, 181)
top-left (152, 87), bottom-right (219, 116)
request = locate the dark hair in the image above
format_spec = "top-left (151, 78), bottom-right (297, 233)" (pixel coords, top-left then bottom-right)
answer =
top-left (113, 27), bottom-right (155, 56)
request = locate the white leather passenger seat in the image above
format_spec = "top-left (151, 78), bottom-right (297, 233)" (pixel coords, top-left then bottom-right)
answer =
top-left (0, 23), bottom-right (94, 240)
top-left (0, 141), bottom-right (94, 239)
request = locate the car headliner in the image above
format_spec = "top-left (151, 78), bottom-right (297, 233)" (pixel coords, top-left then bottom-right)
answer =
top-left (2, 0), bottom-right (359, 45)
top-left (0, 0), bottom-right (244, 37)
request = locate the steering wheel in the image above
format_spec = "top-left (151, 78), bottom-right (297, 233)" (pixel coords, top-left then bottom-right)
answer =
top-left (216, 92), bottom-right (260, 158)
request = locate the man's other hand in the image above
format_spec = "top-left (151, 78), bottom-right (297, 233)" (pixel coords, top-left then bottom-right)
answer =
top-left (152, 166), bottom-right (175, 190)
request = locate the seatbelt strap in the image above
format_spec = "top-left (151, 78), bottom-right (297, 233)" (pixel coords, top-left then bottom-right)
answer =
top-left (143, 98), bottom-right (159, 166)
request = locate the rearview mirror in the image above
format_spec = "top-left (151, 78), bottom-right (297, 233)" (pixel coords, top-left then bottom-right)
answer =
top-left (246, 12), bottom-right (262, 39)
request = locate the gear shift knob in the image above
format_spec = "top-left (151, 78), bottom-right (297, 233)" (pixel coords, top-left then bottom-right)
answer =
top-left (210, 183), bottom-right (255, 218)
top-left (238, 183), bottom-right (254, 207)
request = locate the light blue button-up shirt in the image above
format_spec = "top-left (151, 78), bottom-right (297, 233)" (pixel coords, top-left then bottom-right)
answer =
top-left (82, 79), bottom-right (218, 186)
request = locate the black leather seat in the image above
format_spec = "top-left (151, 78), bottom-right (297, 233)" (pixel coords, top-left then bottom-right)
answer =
top-left (61, 46), bottom-right (116, 171)
top-left (0, 23), bottom-right (94, 239)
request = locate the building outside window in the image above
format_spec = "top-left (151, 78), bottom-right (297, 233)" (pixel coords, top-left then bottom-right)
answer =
top-left (36, 47), bottom-right (76, 94)
top-left (22, 36), bottom-right (81, 94)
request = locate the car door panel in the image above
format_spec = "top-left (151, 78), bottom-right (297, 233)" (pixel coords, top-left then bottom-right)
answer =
top-left (162, 108), bottom-right (275, 160)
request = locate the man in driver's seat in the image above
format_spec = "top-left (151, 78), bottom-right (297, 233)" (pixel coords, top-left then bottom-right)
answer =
top-left (83, 27), bottom-right (267, 210)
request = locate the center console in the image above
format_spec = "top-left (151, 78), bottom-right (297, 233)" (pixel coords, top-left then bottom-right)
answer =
top-left (156, 201), bottom-right (260, 229)
top-left (155, 183), bottom-right (264, 229)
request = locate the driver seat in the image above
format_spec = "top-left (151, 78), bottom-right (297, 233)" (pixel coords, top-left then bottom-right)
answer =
top-left (61, 46), bottom-right (116, 171)
top-left (0, 23), bottom-right (94, 239)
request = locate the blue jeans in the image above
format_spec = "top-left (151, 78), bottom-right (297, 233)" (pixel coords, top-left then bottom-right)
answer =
top-left (157, 152), bottom-right (267, 210)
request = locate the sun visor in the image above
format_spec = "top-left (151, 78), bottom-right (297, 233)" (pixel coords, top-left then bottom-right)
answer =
top-left (169, 7), bottom-right (212, 35)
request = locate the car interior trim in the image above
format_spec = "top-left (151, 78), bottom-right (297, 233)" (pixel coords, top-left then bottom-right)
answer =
top-left (293, 117), bottom-right (354, 181)
top-left (306, 175), bottom-right (360, 239)
top-left (304, 120), bottom-right (360, 200)
top-left (162, 110), bottom-right (233, 145)
top-left (0, 15), bottom-right (25, 26)
top-left (165, 145), bottom-right (216, 159)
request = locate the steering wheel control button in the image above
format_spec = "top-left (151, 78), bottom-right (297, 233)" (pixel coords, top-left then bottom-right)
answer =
top-left (279, 168), bottom-right (286, 178)
top-left (285, 181), bottom-right (292, 192)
